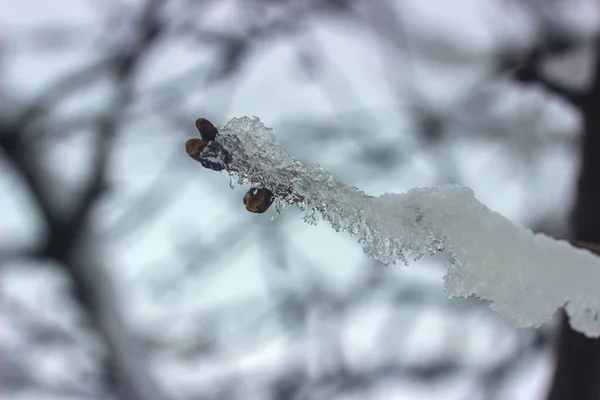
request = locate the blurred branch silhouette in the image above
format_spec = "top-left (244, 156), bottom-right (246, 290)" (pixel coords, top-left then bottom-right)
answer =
top-left (1, 0), bottom-right (170, 398)
top-left (504, 36), bottom-right (586, 107)
top-left (494, 20), bottom-right (600, 400)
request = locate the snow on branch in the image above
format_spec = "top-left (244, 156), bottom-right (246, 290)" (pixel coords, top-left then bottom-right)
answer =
top-left (191, 116), bottom-right (600, 338)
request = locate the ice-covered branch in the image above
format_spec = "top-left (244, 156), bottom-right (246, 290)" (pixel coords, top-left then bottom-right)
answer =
top-left (195, 116), bottom-right (600, 338)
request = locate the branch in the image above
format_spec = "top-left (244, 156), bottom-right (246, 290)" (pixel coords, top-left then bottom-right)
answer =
top-left (514, 65), bottom-right (585, 108)
top-left (0, 243), bottom-right (41, 265)
top-left (187, 116), bottom-right (600, 338)
top-left (67, 238), bottom-right (179, 400)
top-left (69, 0), bottom-right (165, 232)
top-left (571, 240), bottom-right (600, 256)
top-left (503, 47), bottom-right (586, 108)
top-left (2, 1), bottom-right (173, 399)
top-left (0, 122), bottom-right (62, 229)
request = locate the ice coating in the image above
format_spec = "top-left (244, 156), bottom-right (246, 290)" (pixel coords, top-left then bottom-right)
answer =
top-left (208, 116), bottom-right (600, 337)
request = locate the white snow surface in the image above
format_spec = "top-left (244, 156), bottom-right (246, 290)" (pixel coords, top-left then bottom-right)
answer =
top-left (211, 116), bottom-right (600, 338)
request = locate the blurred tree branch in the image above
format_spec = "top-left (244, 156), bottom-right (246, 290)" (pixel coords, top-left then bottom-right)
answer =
top-left (546, 39), bottom-right (600, 400)
top-left (0, 0), bottom-right (172, 399)
top-left (511, 48), bottom-right (586, 107)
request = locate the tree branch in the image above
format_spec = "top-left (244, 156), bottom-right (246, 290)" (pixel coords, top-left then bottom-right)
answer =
top-left (502, 47), bottom-right (586, 108)
top-left (0, 122), bottom-right (62, 230)
top-left (189, 116), bottom-right (600, 337)
top-left (2, 1), bottom-right (173, 399)
top-left (0, 243), bottom-right (42, 265)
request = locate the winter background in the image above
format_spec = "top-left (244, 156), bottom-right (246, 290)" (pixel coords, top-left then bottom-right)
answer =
top-left (2, 0), bottom-right (599, 399)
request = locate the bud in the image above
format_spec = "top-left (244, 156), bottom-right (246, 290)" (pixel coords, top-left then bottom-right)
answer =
top-left (195, 118), bottom-right (218, 142)
top-left (185, 138), bottom-right (207, 161)
top-left (243, 188), bottom-right (274, 213)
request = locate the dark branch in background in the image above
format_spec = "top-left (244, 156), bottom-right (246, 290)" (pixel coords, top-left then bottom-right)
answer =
top-left (0, 243), bottom-right (41, 265)
top-left (0, 122), bottom-right (61, 233)
top-left (497, 31), bottom-right (587, 107)
top-left (0, 0), bottom-right (171, 399)
top-left (510, 48), bottom-right (585, 107)
top-left (546, 39), bottom-right (600, 400)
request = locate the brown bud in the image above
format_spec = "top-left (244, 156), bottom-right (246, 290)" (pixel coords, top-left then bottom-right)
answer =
top-left (195, 118), bottom-right (218, 142)
top-left (243, 188), bottom-right (274, 213)
top-left (185, 138), bottom-right (207, 161)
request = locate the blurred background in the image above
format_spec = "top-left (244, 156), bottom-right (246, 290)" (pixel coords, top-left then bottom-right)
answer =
top-left (2, 0), bottom-right (600, 399)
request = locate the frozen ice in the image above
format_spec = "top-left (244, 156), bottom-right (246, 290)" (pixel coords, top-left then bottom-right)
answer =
top-left (208, 116), bottom-right (600, 338)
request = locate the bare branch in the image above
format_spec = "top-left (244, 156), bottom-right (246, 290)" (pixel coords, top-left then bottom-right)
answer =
top-left (0, 122), bottom-right (62, 229)
top-left (67, 238), bottom-right (178, 400)
top-left (500, 45), bottom-right (587, 107)
top-left (2, 0), bottom-right (174, 399)
top-left (514, 62), bottom-right (585, 107)
top-left (0, 243), bottom-right (41, 265)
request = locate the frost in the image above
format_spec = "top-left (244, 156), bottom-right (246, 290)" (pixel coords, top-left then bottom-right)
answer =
top-left (205, 116), bottom-right (600, 338)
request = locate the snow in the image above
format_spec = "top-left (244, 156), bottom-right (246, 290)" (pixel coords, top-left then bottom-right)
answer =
top-left (207, 116), bottom-right (600, 338)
